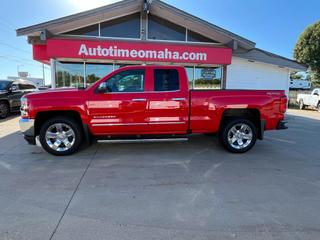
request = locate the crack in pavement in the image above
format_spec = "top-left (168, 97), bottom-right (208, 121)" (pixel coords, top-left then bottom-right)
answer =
top-left (49, 145), bottom-right (100, 240)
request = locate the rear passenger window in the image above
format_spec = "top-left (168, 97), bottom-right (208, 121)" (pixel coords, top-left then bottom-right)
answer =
top-left (154, 69), bottom-right (179, 91)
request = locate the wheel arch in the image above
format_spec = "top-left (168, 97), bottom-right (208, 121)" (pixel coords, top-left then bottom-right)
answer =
top-left (35, 110), bottom-right (83, 136)
top-left (0, 99), bottom-right (10, 107)
top-left (220, 108), bottom-right (263, 139)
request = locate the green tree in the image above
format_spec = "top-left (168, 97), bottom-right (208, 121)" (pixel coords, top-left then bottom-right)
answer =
top-left (294, 21), bottom-right (320, 83)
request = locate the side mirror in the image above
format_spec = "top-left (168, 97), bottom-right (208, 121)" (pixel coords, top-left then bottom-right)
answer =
top-left (96, 82), bottom-right (108, 93)
top-left (9, 85), bottom-right (18, 92)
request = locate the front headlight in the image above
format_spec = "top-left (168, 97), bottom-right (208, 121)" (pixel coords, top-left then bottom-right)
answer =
top-left (20, 97), bottom-right (29, 118)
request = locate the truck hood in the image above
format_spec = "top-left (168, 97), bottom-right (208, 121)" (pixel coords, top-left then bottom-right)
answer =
top-left (25, 88), bottom-right (85, 99)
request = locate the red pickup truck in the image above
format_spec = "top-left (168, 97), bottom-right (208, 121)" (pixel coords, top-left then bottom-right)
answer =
top-left (19, 66), bottom-right (287, 156)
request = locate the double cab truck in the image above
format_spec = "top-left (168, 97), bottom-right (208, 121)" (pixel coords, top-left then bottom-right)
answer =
top-left (297, 88), bottom-right (320, 111)
top-left (19, 66), bottom-right (287, 156)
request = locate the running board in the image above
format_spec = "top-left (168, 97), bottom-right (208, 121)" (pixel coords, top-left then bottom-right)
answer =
top-left (97, 138), bottom-right (189, 144)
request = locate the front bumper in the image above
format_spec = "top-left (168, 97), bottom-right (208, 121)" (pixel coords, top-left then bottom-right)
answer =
top-left (277, 120), bottom-right (288, 130)
top-left (19, 118), bottom-right (36, 145)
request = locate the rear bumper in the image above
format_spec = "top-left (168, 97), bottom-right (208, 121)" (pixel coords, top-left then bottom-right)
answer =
top-left (19, 118), bottom-right (36, 145)
top-left (277, 120), bottom-right (288, 130)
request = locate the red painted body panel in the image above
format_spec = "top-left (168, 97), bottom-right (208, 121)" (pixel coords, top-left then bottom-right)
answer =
top-left (24, 66), bottom-right (286, 137)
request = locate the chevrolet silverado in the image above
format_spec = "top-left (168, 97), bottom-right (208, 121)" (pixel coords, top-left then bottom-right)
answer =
top-left (19, 66), bottom-right (287, 155)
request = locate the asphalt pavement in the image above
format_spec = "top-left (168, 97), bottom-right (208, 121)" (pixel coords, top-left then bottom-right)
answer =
top-left (0, 109), bottom-right (319, 240)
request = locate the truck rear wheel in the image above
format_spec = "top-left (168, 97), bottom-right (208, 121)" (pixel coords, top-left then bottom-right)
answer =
top-left (39, 117), bottom-right (83, 156)
top-left (219, 118), bottom-right (257, 153)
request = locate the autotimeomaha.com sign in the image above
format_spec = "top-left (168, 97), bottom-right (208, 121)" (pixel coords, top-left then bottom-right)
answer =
top-left (35, 39), bottom-right (232, 65)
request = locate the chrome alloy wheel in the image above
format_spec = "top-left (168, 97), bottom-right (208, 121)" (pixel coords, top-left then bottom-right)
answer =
top-left (45, 123), bottom-right (75, 152)
top-left (227, 123), bottom-right (253, 150)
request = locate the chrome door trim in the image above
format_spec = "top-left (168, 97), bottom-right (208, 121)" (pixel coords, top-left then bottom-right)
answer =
top-left (171, 98), bottom-right (186, 101)
top-left (92, 123), bottom-right (148, 127)
top-left (92, 122), bottom-right (186, 127)
top-left (132, 98), bottom-right (147, 102)
top-left (149, 122), bottom-right (186, 125)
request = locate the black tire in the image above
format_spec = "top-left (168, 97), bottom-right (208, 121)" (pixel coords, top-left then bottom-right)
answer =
top-left (219, 118), bottom-right (257, 153)
top-left (0, 101), bottom-right (9, 119)
top-left (299, 100), bottom-right (305, 110)
top-left (317, 103), bottom-right (320, 112)
top-left (39, 117), bottom-right (83, 156)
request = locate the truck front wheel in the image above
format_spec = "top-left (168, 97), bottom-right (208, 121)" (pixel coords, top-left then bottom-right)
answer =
top-left (220, 119), bottom-right (257, 153)
top-left (39, 117), bottom-right (83, 156)
top-left (0, 102), bottom-right (9, 119)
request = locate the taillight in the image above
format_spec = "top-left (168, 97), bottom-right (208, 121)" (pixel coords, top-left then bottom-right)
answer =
top-left (280, 96), bottom-right (287, 113)
top-left (20, 97), bottom-right (29, 118)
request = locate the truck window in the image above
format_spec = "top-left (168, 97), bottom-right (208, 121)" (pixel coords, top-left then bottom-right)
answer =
top-left (101, 69), bottom-right (145, 93)
top-left (194, 67), bottom-right (222, 89)
top-left (154, 69), bottom-right (179, 91)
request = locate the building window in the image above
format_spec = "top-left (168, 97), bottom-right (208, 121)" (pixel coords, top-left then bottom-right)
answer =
top-left (56, 62), bottom-right (84, 88)
top-left (85, 63), bottom-right (114, 86)
top-left (154, 69), bottom-right (179, 91)
top-left (148, 14), bottom-right (185, 41)
top-left (187, 30), bottom-right (219, 43)
top-left (64, 24), bottom-right (99, 36)
top-left (100, 13), bottom-right (140, 39)
top-left (100, 70), bottom-right (145, 93)
top-left (194, 67), bottom-right (222, 89)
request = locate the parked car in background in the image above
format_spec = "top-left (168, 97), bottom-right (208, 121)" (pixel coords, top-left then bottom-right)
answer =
top-left (289, 79), bottom-right (311, 90)
top-left (0, 79), bottom-right (37, 119)
top-left (297, 88), bottom-right (320, 110)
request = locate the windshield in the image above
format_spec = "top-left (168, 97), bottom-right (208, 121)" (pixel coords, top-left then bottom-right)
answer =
top-left (0, 81), bottom-right (11, 91)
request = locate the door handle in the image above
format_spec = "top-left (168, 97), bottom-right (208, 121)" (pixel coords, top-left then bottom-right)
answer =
top-left (172, 98), bottom-right (186, 101)
top-left (132, 98), bottom-right (147, 102)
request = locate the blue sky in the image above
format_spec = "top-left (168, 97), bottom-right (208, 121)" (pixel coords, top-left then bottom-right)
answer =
top-left (0, 0), bottom-right (319, 84)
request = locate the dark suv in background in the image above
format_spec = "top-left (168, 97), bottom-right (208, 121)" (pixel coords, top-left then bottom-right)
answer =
top-left (0, 79), bottom-right (37, 119)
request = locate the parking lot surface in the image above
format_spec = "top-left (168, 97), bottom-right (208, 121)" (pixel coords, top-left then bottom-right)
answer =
top-left (0, 110), bottom-right (320, 240)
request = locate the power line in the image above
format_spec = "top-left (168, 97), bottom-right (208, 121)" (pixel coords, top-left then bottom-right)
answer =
top-left (0, 25), bottom-right (15, 35)
top-left (0, 16), bottom-right (17, 29)
top-left (0, 42), bottom-right (32, 55)
top-left (0, 56), bottom-right (50, 70)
